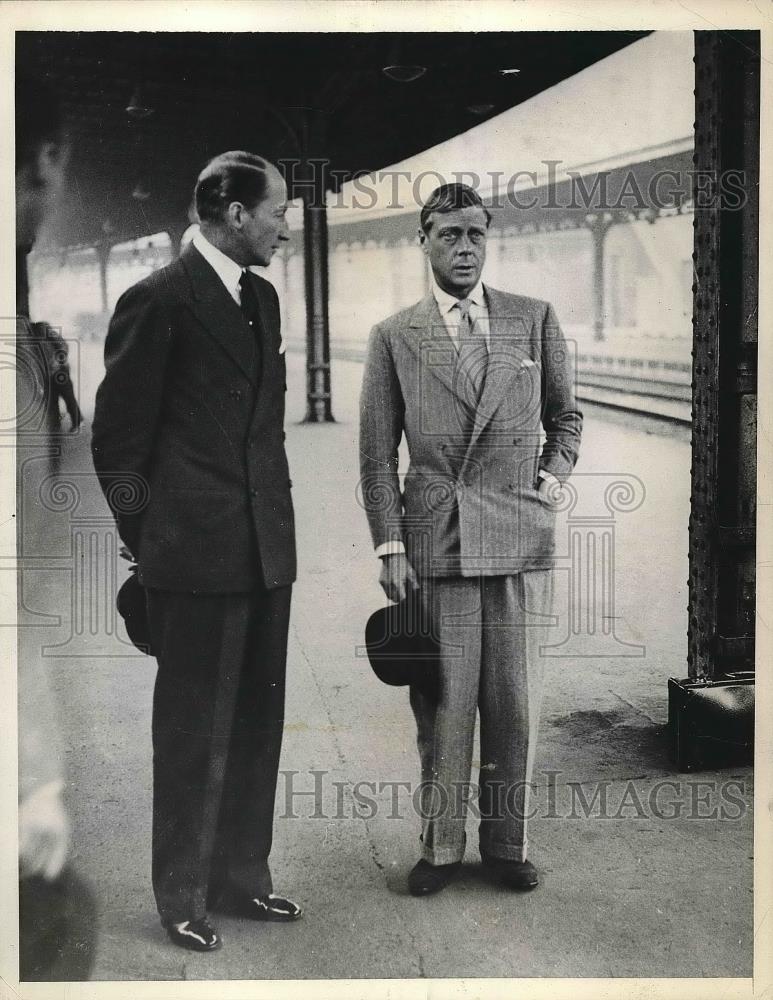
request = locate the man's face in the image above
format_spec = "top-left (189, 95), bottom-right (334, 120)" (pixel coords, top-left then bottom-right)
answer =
top-left (239, 167), bottom-right (290, 267)
top-left (421, 205), bottom-right (489, 298)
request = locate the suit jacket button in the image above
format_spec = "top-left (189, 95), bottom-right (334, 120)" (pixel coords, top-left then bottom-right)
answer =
top-left (250, 487), bottom-right (258, 497)
top-left (247, 438), bottom-right (255, 448)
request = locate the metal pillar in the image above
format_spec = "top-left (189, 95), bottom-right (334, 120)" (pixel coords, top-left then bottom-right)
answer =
top-left (96, 240), bottom-right (112, 314)
top-left (688, 30), bottom-right (758, 680)
top-left (167, 225), bottom-right (185, 260)
top-left (669, 30), bottom-right (758, 770)
top-left (588, 213), bottom-right (613, 342)
top-left (302, 179), bottom-right (334, 423)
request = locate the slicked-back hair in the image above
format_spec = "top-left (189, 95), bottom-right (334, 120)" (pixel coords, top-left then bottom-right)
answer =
top-left (420, 183), bottom-right (492, 234)
top-left (195, 151), bottom-right (271, 224)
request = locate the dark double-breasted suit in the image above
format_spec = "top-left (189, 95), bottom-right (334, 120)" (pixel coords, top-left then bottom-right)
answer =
top-left (92, 243), bottom-right (296, 924)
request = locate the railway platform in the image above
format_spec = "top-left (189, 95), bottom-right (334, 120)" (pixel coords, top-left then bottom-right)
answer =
top-left (25, 350), bottom-right (751, 983)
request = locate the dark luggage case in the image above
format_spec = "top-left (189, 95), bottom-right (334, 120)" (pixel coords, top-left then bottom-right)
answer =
top-left (668, 672), bottom-right (754, 771)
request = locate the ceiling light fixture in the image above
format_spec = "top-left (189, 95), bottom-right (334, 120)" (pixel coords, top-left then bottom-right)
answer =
top-left (132, 179), bottom-right (151, 201)
top-left (382, 64), bottom-right (427, 83)
top-left (126, 85), bottom-right (154, 119)
top-left (498, 68), bottom-right (521, 76)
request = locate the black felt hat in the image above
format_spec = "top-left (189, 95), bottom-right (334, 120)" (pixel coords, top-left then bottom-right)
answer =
top-left (364, 599), bottom-right (439, 698)
top-left (116, 566), bottom-right (153, 655)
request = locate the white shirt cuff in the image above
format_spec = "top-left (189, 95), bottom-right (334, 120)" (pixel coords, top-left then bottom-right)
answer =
top-left (375, 541), bottom-right (406, 558)
top-left (538, 469), bottom-right (560, 487)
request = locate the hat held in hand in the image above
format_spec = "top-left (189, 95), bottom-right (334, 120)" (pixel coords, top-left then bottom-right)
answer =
top-left (364, 596), bottom-right (439, 699)
top-left (116, 565), bottom-right (153, 655)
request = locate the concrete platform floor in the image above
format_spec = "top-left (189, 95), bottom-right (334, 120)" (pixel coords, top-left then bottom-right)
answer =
top-left (31, 349), bottom-right (752, 982)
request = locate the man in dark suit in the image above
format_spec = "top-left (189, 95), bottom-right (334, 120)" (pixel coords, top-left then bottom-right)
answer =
top-left (359, 183), bottom-right (582, 897)
top-left (92, 151), bottom-right (300, 951)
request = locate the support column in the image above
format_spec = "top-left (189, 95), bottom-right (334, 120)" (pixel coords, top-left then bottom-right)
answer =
top-left (587, 213), bottom-right (613, 342)
top-left (167, 225), bottom-right (185, 260)
top-left (669, 29), bottom-right (758, 771)
top-left (96, 240), bottom-right (112, 314)
top-left (302, 174), bottom-right (334, 423)
top-left (688, 30), bottom-right (758, 681)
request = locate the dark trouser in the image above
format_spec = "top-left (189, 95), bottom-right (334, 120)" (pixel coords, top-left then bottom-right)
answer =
top-left (145, 585), bottom-right (291, 926)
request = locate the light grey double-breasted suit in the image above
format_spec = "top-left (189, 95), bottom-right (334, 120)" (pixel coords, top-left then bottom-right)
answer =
top-left (360, 285), bottom-right (582, 864)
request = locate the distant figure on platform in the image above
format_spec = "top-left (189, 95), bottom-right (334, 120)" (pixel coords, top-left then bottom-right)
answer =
top-left (30, 320), bottom-right (83, 436)
top-left (16, 73), bottom-right (96, 981)
top-left (359, 183), bottom-right (583, 896)
top-left (91, 151), bottom-right (299, 952)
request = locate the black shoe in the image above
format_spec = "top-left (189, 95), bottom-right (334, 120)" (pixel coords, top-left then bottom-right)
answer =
top-left (480, 853), bottom-right (539, 890)
top-left (408, 859), bottom-right (461, 896)
top-left (165, 917), bottom-right (222, 952)
top-left (213, 891), bottom-right (303, 922)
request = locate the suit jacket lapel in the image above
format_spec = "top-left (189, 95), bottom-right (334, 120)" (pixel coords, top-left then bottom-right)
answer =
top-left (403, 293), bottom-right (463, 401)
top-left (466, 286), bottom-right (536, 452)
top-left (179, 244), bottom-right (258, 385)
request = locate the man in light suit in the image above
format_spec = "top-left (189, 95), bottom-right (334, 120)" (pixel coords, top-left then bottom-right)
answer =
top-left (92, 151), bottom-right (301, 951)
top-left (359, 183), bottom-right (582, 896)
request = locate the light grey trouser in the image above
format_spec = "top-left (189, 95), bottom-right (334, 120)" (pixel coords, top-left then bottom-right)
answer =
top-left (409, 571), bottom-right (552, 865)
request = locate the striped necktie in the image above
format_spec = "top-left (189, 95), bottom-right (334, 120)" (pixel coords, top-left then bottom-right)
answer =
top-left (455, 298), bottom-right (487, 405)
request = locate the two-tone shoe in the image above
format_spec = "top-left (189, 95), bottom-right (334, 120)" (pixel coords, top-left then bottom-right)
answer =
top-left (213, 891), bottom-right (303, 922)
top-left (165, 917), bottom-right (222, 952)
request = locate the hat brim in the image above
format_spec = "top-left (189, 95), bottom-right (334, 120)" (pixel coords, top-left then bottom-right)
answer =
top-left (116, 572), bottom-right (153, 655)
top-left (364, 603), bottom-right (439, 697)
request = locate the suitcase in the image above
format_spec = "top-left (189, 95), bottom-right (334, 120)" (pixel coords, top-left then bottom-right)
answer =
top-left (668, 672), bottom-right (754, 771)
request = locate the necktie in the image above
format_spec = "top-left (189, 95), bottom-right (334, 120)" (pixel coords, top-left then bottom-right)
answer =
top-left (238, 270), bottom-right (264, 377)
top-left (238, 270), bottom-right (261, 329)
top-left (455, 298), bottom-right (487, 405)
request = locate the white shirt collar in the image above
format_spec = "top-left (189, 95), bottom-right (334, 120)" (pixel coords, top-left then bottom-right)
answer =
top-left (431, 276), bottom-right (486, 316)
top-left (192, 230), bottom-right (254, 300)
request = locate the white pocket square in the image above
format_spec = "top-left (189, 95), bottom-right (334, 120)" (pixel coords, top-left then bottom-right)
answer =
top-left (519, 357), bottom-right (537, 370)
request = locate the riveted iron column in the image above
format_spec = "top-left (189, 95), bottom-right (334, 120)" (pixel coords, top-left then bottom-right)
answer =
top-left (688, 30), bottom-right (759, 681)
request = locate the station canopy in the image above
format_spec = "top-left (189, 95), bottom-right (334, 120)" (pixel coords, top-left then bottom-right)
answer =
top-left (331, 31), bottom-right (695, 224)
top-left (17, 30), bottom-right (648, 249)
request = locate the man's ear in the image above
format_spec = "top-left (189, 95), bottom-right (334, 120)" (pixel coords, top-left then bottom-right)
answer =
top-left (417, 226), bottom-right (427, 253)
top-left (226, 202), bottom-right (245, 229)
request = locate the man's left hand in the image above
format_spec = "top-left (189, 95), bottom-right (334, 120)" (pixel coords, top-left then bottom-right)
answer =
top-left (537, 475), bottom-right (562, 509)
